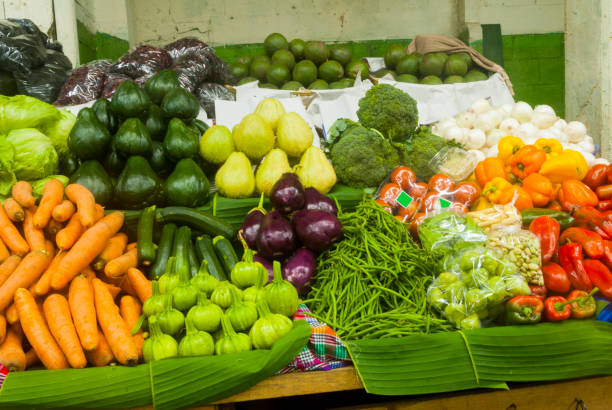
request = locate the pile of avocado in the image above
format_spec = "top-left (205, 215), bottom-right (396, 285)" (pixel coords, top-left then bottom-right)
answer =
top-left (376, 44), bottom-right (489, 84)
top-left (229, 33), bottom-right (370, 90)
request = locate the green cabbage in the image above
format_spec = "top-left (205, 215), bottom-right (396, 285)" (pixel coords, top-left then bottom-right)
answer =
top-left (0, 135), bottom-right (16, 196)
top-left (41, 109), bottom-right (76, 159)
top-left (5, 128), bottom-right (59, 180)
top-left (0, 95), bottom-right (60, 134)
top-left (30, 175), bottom-right (69, 201)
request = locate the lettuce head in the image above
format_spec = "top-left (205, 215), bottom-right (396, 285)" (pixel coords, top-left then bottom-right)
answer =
top-left (0, 135), bottom-right (16, 195)
top-left (41, 109), bottom-right (76, 159)
top-left (0, 95), bottom-right (61, 134)
top-left (5, 128), bottom-right (58, 180)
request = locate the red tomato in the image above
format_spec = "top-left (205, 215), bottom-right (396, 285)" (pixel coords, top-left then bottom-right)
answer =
top-left (397, 199), bottom-right (420, 221)
top-left (409, 182), bottom-right (429, 199)
top-left (421, 192), bottom-right (441, 213)
top-left (374, 199), bottom-right (394, 214)
top-left (453, 182), bottom-right (481, 206)
top-left (378, 183), bottom-right (402, 207)
top-left (394, 215), bottom-right (407, 223)
top-left (448, 202), bottom-right (469, 214)
top-left (428, 174), bottom-right (455, 194)
top-left (409, 212), bottom-right (426, 238)
top-left (391, 166), bottom-right (417, 191)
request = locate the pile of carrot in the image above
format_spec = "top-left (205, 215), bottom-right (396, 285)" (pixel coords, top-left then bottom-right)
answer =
top-left (0, 179), bottom-right (152, 371)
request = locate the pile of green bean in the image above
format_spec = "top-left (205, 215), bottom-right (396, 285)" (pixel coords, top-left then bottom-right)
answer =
top-left (304, 201), bottom-right (454, 340)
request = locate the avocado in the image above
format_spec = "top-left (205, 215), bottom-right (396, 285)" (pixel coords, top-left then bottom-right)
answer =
top-left (266, 63), bottom-right (291, 87)
top-left (70, 160), bottom-right (113, 207)
top-left (328, 81), bottom-right (346, 89)
top-left (396, 74), bottom-right (418, 83)
top-left (91, 99), bottom-right (117, 134)
top-left (289, 38), bottom-right (306, 60)
top-left (318, 60), bottom-right (344, 83)
top-left (164, 158), bottom-right (210, 207)
top-left (143, 104), bottom-right (166, 141)
top-left (292, 60), bottom-right (317, 86)
top-left (281, 81), bottom-right (303, 90)
top-left (444, 75), bottom-right (464, 84)
top-left (464, 69), bottom-right (488, 82)
top-left (113, 117), bottom-right (153, 157)
top-left (455, 52), bottom-right (473, 70)
top-left (420, 75), bottom-right (443, 85)
top-left (163, 118), bottom-right (200, 162)
top-left (330, 45), bottom-right (352, 66)
top-left (236, 54), bottom-right (253, 67)
top-left (264, 33), bottom-right (289, 57)
top-left (304, 41), bottom-right (329, 65)
top-left (396, 54), bottom-right (420, 76)
top-left (237, 76), bottom-right (257, 85)
top-left (114, 156), bottom-right (164, 210)
top-left (340, 77), bottom-right (355, 87)
top-left (249, 59), bottom-right (271, 82)
top-left (443, 54), bottom-right (468, 76)
top-left (345, 60), bottom-right (370, 79)
top-left (160, 87), bottom-right (200, 120)
top-left (149, 140), bottom-right (171, 178)
top-left (229, 62), bottom-right (249, 82)
top-left (68, 108), bottom-right (111, 161)
top-left (271, 49), bottom-right (295, 70)
top-left (144, 69), bottom-right (181, 104)
top-left (110, 81), bottom-right (151, 118)
top-left (103, 144), bottom-right (125, 177)
top-left (419, 53), bottom-right (445, 77)
top-left (384, 44), bottom-right (406, 70)
top-left (308, 79), bottom-right (329, 90)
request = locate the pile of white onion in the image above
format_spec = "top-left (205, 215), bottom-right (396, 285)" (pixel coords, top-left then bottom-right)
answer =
top-left (432, 99), bottom-right (607, 167)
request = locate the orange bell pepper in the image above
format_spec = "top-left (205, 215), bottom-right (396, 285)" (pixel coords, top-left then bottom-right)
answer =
top-left (509, 145), bottom-right (547, 179)
top-left (557, 179), bottom-right (599, 212)
top-left (474, 157), bottom-right (506, 187)
top-left (498, 185), bottom-right (534, 210)
top-left (522, 173), bottom-right (554, 207)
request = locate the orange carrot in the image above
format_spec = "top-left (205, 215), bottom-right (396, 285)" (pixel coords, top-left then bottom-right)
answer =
top-left (33, 252), bottom-right (65, 296)
top-left (55, 213), bottom-right (83, 251)
top-left (94, 204), bottom-right (105, 222)
top-left (105, 283), bottom-right (122, 299)
top-left (51, 200), bottom-right (75, 223)
top-left (93, 233), bottom-right (127, 272)
top-left (0, 205), bottom-right (29, 256)
top-left (0, 313), bottom-right (5, 344)
top-left (104, 247), bottom-right (138, 278)
top-left (0, 323), bottom-right (25, 371)
top-left (51, 212), bottom-right (124, 291)
top-left (43, 294), bottom-right (87, 369)
top-left (92, 278), bottom-right (138, 366)
top-left (119, 275), bottom-right (137, 297)
top-left (45, 218), bottom-right (63, 239)
top-left (0, 238), bottom-right (8, 263)
top-left (14, 288), bottom-right (68, 370)
top-left (33, 179), bottom-right (64, 229)
top-left (127, 242), bottom-right (137, 251)
top-left (120, 295), bottom-right (144, 359)
top-left (68, 275), bottom-right (98, 351)
top-left (126, 268), bottom-right (152, 304)
top-left (85, 328), bottom-right (114, 367)
top-left (45, 239), bottom-right (55, 259)
top-left (0, 250), bottom-right (50, 312)
top-left (5, 304), bottom-right (18, 324)
top-left (65, 184), bottom-right (96, 228)
top-left (3, 198), bottom-right (24, 222)
top-left (0, 255), bottom-right (21, 287)
top-left (23, 208), bottom-right (46, 253)
top-left (25, 348), bottom-right (40, 368)
top-left (11, 181), bottom-right (35, 209)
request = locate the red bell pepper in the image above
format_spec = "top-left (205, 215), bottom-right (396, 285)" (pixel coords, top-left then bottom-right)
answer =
top-left (597, 200), bottom-right (612, 212)
top-left (529, 216), bottom-right (559, 264)
top-left (584, 163), bottom-right (609, 190)
top-left (602, 240), bottom-right (612, 271)
top-left (572, 206), bottom-right (612, 239)
top-left (544, 296), bottom-right (571, 321)
top-left (583, 259), bottom-right (612, 300)
top-left (542, 262), bottom-right (571, 293)
top-left (559, 243), bottom-right (593, 291)
top-left (529, 284), bottom-right (547, 301)
top-left (559, 227), bottom-right (604, 259)
top-left (596, 184), bottom-right (612, 200)
top-left (567, 288), bottom-right (598, 319)
top-left (506, 296), bottom-right (544, 324)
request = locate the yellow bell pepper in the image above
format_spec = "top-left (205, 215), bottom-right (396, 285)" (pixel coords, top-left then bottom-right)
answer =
top-left (470, 197), bottom-right (491, 211)
top-left (482, 177), bottom-right (513, 203)
top-left (498, 136), bottom-right (525, 163)
top-left (535, 138), bottom-right (563, 158)
top-left (538, 149), bottom-right (589, 183)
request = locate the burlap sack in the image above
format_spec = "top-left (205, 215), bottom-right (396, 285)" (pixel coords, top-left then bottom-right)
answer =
top-left (406, 34), bottom-right (514, 95)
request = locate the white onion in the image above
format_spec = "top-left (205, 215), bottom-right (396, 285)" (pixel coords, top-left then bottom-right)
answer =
top-left (516, 122), bottom-right (539, 139)
top-left (455, 111), bottom-right (475, 129)
top-left (436, 119), bottom-right (457, 139)
top-left (499, 118), bottom-right (520, 135)
top-left (531, 111), bottom-right (558, 129)
top-left (553, 118), bottom-right (568, 129)
top-left (535, 128), bottom-right (558, 140)
top-left (564, 121), bottom-right (587, 142)
top-left (486, 128), bottom-right (506, 148)
top-left (582, 152), bottom-right (596, 168)
top-left (593, 157), bottom-right (610, 166)
top-left (485, 145), bottom-right (499, 158)
top-left (583, 135), bottom-right (594, 144)
top-left (445, 126), bottom-right (467, 144)
top-left (577, 139), bottom-right (596, 154)
top-left (534, 104), bottom-right (556, 116)
top-left (523, 136), bottom-right (538, 145)
top-left (470, 98), bottom-right (491, 115)
top-left (474, 112), bottom-right (496, 132)
top-left (511, 101), bottom-right (533, 123)
top-left (499, 104), bottom-right (513, 118)
top-left (488, 109), bottom-right (503, 128)
top-left (465, 128), bottom-right (486, 150)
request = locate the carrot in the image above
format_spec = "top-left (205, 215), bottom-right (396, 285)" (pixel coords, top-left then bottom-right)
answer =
top-left (0, 255), bottom-right (21, 287)
top-left (5, 304), bottom-right (18, 324)
top-left (45, 218), bottom-right (63, 238)
top-left (33, 252), bottom-right (65, 296)
top-left (0, 250), bottom-right (50, 312)
top-left (0, 313), bottom-right (5, 344)
top-left (0, 238), bottom-right (9, 263)
top-left (25, 348), bottom-right (40, 368)
top-left (0, 323), bottom-right (25, 371)
top-left (43, 294), bottom-right (87, 369)
top-left (127, 268), bottom-right (152, 304)
top-left (127, 242), bottom-right (137, 251)
top-left (105, 283), bottom-right (122, 299)
top-left (94, 204), bottom-right (105, 222)
top-left (81, 266), bottom-right (96, 281)
top-left (92, 278), bottom-right (138, 366)
top-left (23, 208), bottom-right (46, 253)
top-left (104, 248), bottom-right (138, 278)
top-left (55, 213), bottom-right (83, 251)
top-left (0, 205), bottom-right (29, 256)
top-left (65, 184), bottom-right (96, 228)
top-left (93, 233), bottom-right (127, 272)
top-left (119, 275), bottom-right (138, 297)
top-left (68, 275), bottom-right (98, 351)
top-left (14, 288), bottom-right (68, 370)
top-left (85, 328), bottom-right (114, 367)
top-left (33, 179), bottom-right (64, 229)
top-left (11, 181), bottom-right (35, 209)
top-left (51, 200), bottom-right (75, 223)
top-left (120, 295), bottom-right (144, 359)
top-left (3, 198), bottom-right (24, 222)
top-left (51, 212), bottom-right (124, 291)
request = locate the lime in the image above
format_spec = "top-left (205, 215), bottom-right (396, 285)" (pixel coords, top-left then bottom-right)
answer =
top-left (318, 60), bottom-right (344, 83)
top-left (289, 38), bottom-right (306, 60)
top-left (304, 41), bottom-right (330, 65)
top-left (345, 60), bottom-right (370, 79)
top-left (266, 63), bottom-right (291, 87)
top-left (330, 44), bottom-right (352, 66)
top-left (292, 60), bottom-right (318, 86)
top-left (384, 44), bottom-right (406, 70)
top-left (271, 49), bottom-right (296, 70)
top-left (264, 33), bottom-right (289, 56)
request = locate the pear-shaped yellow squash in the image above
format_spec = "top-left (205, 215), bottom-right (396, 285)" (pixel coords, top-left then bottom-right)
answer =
top-left (232, 114), bottom-right (275, 162)
top-left (255, 149), bottom-right (291, 196)
top-left (276, 112), bottom-right (313, 157)
top-left (254, 98), bottom-right (286, 133)
top-left (295, 146), bottom-right (337, 194)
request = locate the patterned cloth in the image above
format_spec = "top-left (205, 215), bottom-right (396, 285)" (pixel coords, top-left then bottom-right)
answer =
top-left (0, 363), bottom-right (8, 389)
top-left (279, 303), bottom-right (352, 373)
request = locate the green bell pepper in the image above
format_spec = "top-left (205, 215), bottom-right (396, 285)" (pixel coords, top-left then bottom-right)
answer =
top-left (505, 296), bottom-right (543, 325)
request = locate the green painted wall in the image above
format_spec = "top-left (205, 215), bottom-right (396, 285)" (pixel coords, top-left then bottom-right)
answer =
top-left (77, 20), bottom-right (129, 64)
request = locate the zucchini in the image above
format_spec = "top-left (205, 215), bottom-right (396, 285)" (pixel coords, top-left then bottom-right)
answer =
top-left (156, 207), bottom-right (235, 239)
top-left (212, 235), bottom-right (239, 277)
top-left (172, 226), bottom-right (192, 279)
top-left (195, 235), bottom-right (227, 281)
top-left (149, 223), bottom-right (176, 279)
top-left (187, 238), bottom-right (199, 278)
top-left (137, 205), bottom-right (157, 265)
top-left (521, 208), bottom-right (574, 230)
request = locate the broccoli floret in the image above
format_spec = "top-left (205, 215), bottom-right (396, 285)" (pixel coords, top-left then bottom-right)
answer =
top-left (356, 84), bottom-right (418, 141)
top-left (329, 121), bottom-right (400, 188)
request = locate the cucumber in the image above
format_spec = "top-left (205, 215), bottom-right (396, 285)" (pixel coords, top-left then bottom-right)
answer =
top-left (149, 223), bottom-right (176, 279)
top-left (521, 208), bottom-right (574, 230)
top-left (137, 205), bottom-right (157, 265)
top-left (156, 207), bottom-right (235, 239)
top-left (172, 226), bottom-right (192, 279)
top-left (195, 235), bottom-right (227, 281)
top-left (212, 236), bottom-right (239, 277)
top-left (187, 238), bottom-right (199, 278)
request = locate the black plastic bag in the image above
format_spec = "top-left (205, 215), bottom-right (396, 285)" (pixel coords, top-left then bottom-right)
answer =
top-left (0, 70), bottom-right (17, 96)
top-left (13, 50), bottom-right (72, 103)
top-left (111, 45), bottom-right (172, 78)
top-left (0, 34), bottom-right (47, 74)
top-left (55, 59), bottom-right (112, 106)
top-left (101, 72), bottom-right (131, 99)
top-left (172, 54), bottom-right (210, 92)
top-left (0, 20), bottom-right (27, 38)
top-left (6, 18), bottom-right (61, 51)
top-left (195, 82), bottom-right (235, 118)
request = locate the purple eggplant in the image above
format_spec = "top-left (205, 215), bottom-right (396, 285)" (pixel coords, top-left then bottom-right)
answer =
top-left (240, 209), bottom-right (265, 250)
top-left (304, 187), bottom-right (338, 215)
top-left (253, 254), bottom-right (274, 283)
top-left (292, 209), bottom-right (342, 252)
top-left (270, 173), bottom-right (305, 214)
top-left (282, 248), bottom-right (316, 294)
top-left (256, 210), bottom-right (296, 260)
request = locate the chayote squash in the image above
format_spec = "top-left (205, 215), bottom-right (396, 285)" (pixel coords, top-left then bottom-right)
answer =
top-left (114, 155), bottom-right (164, 209)
top-left (69, 160), bottom-right (113, 206)
top-left (113, 117), bottom-right (153, 157)
top-left (68, 107), bottom-right (111, 161)
top-left (161, 87), bottom-right (200, 120)
top-left (143, 103), bottom-right (167, 141)
top-left (91, 98), bottom-right (117, 134)
top-left (164, 158), bottom-right (210, 207)
top-left (163, 118), bottom-right (200, 162)
top-left (144, 69), bottom-right (181, 104)
top-left (110, 80), bottom-right (151, 118)
top-left (149, 140), bottom-right (172, 178)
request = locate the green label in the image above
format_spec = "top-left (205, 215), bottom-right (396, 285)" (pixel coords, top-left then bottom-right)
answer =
top-left (439, 198), bottom-right (451, 208)
top-left (396, 191), bottom-right (413, 208)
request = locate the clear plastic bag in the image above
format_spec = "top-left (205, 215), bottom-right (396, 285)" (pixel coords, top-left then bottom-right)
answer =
top-left (173, 54), bottom-right (211, 92)
top-left (466, 203), bottom-right (522, 233)
top-left (428, 146), bottom-right (478, 183)
top-left (0, 34), bottom-right (47, 74)
top-left (164, 37), bottom-right (233, 85)
top-left (195, 82), bottom-right (235, 118)
top-left (487, 226), bottom-right (544, 285)
top-left (418, 211), bottom-right (488, 255)
top-left (13, 50), bottom-right (72, 103)
top-left (164, 37), bottom-right (213, 61)
top-left (110, 45), bottom-right (172, 79)
top-left (101, 72), bottom-right (132, 99)
top-left (54, 59), bottom-right (113, 106)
